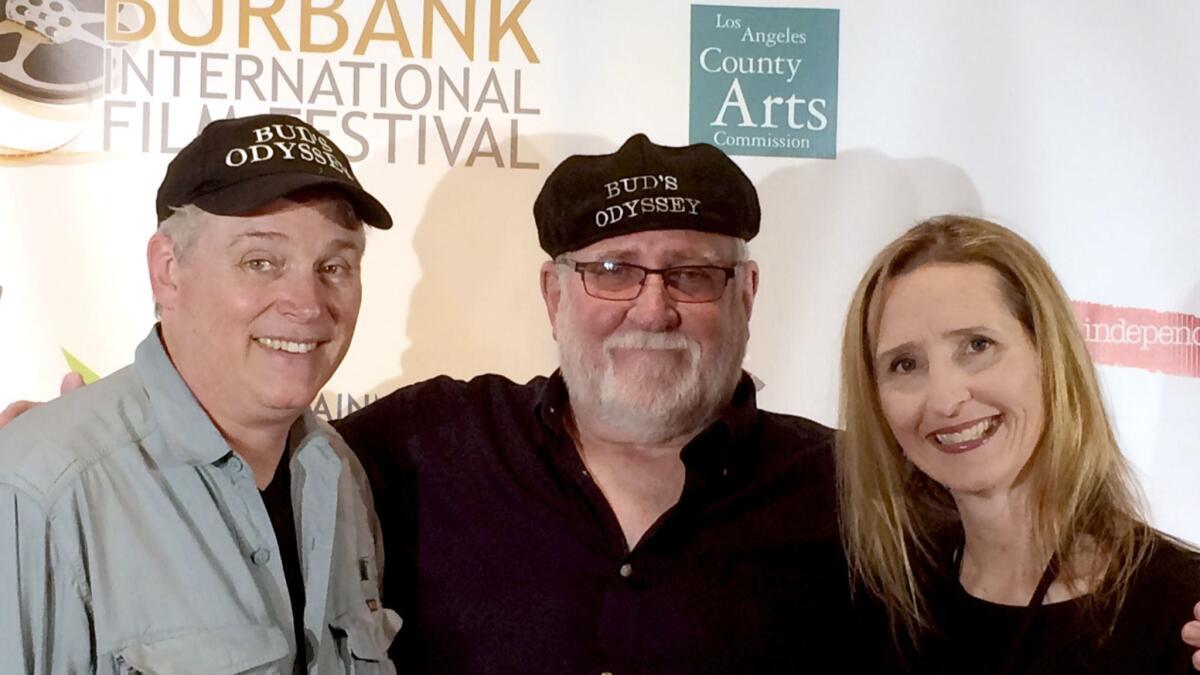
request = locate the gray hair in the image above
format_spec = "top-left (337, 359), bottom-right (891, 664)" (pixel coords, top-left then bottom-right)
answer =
top-left (153, 205), bottom-right (210, 317)
top-left (152, 197), bottom-right (366, 317)
top-left (157, 204), bottom-right (211, 262)
top-left (158, 198), bottom-right (365, 260)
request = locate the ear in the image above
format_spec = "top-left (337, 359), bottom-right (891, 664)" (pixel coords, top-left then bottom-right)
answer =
top-left (539, 260), bottom-right (563, 341)
top-left (739, 260), bottom-right (760, 320)
top-left (147, 233), bottom-right (182, 313)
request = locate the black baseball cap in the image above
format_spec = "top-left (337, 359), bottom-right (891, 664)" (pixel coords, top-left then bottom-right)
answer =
top-left (156, 114), bottom-right (392, 229)
top-left (534, 134), bottom-right (759, 256)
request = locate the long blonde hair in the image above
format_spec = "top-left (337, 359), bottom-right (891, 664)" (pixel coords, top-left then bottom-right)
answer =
top-left (837, 215), bottom-right (1151, 643)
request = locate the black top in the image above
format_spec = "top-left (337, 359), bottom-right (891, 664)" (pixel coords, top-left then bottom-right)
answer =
top-left (334, 371), bottom-right (859, 674)
top-left (891, 536), bottom-right (1200, 674)
top-left (260, 459), bottom-right (307, 673)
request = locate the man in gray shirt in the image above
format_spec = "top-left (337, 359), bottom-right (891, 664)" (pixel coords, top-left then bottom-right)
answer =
top-left (0, 114), bottom-right (400, 673)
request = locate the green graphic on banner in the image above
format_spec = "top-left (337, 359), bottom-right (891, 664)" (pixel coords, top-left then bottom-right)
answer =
top-left (62, 349), bottom-right (101, 385)
top-left (690, 5), bottom-right (839, 159)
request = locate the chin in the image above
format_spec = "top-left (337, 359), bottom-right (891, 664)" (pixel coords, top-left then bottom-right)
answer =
top-left (254, 386), bottom-right (321, 415)
top-left (930, 469), bottom-right (1008, 497)
top-left (596, 403), bottom-right (700, 444)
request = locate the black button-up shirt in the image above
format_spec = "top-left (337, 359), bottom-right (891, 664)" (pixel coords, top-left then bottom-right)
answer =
top-left (335, 371), bottom-right (858, 674)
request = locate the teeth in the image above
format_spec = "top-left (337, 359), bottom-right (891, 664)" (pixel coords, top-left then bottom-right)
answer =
top-left (935, 418), bottom-right (994, 445)
top-left (256, 337), bottom-right (318, 354)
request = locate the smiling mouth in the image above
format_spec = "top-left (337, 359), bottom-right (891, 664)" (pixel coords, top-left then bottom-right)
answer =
top-left (929, 415), bottom-right (1001, 452)
top-left (255, 337), bottom-right (322, 354)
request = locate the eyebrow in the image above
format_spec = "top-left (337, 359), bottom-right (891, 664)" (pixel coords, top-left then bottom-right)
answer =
top-left (874, 326), bottom-right (994, 363)
top-left (873, 343), bottom-right (913, 369)
top-left (326, 237), bottom-right (365, 254)
top-left (229, 230), bottom-right (288, 247)
top-left (229, 231), bottom-right (364, 253)
top-left (588, 250), bottom-right (726, 264)
top-left (586, 249), bottom-right (636, 261)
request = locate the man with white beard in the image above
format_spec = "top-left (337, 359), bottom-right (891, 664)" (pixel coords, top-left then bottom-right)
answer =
top-left (335, 134), bottom-right (859, 673)
top-left (546, 228), bottom-right (755, 547)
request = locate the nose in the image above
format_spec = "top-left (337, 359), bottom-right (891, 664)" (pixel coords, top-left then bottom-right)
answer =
top-left (277, 271), bottom-right (324, 323)
top-left (625, 273), bottom-right (681, 332)
top-left (926, 363), bottom-right (970, 418)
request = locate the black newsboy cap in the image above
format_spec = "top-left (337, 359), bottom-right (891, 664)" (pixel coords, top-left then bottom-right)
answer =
top-left (534, 134), bottom-right (760, 256)
top-left (156, 114), bottom-right (392, 229)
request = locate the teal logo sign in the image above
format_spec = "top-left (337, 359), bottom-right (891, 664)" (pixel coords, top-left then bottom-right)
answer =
top-left (690, 5), bottom-right (839, 158)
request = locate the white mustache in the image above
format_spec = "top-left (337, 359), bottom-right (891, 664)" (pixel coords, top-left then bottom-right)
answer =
top-left (604, 331), bottom-right (697, 351)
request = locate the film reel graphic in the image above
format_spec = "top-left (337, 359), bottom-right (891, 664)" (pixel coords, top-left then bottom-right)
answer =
top-left (0, 0), bottom-right (138, 155)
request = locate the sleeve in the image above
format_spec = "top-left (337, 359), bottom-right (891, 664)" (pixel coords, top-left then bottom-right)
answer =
top-left (1164, 549), bottom-right (1200, 674)
top-left (0, 485), bottom-right (94, 674)
top-left (1130, 540), bottom-right (1200, 674)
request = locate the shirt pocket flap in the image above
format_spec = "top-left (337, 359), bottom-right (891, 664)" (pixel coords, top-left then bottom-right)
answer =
top-left (329, 607), bottom-right (402, 661)
top-left (117, 624), bottom-right (289, 674)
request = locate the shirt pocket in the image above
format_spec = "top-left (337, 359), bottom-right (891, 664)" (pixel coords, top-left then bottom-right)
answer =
top-left (329, 606), bottom-right (402, 674)
top-left (113, 624), bottom-right (289, 674)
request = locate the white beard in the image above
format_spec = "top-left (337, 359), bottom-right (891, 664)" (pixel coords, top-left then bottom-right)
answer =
top-left (556, 287), bottom-right (748, 443)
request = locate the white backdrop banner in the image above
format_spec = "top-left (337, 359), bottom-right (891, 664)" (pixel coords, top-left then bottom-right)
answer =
top-left (1, 0), bottom-right (1198, 543)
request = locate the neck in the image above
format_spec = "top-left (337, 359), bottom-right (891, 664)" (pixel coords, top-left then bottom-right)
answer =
top-left (954, 486), bottom-right (1055, 605)
top-left (216, 419), bottom-right (292, 490)
top-left (160, 327), bottom-right (294, 490)
top-left (568, 405), bottom-right (702, 548)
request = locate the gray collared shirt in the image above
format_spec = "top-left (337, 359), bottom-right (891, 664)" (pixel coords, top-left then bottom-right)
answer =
top-left (0, 328), bottom-right (400, 674)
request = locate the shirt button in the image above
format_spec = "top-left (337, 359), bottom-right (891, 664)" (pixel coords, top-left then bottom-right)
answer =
top-left (229, 457), bottom-right (244, 472)
top-left (251, 548), bottom-right (271, 565)
top-left (619, 563), bottom-right (632, 578)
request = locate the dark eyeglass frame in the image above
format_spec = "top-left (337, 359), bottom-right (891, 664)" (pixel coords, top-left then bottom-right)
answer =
top-left (561, 258), bottom-right (739, 303)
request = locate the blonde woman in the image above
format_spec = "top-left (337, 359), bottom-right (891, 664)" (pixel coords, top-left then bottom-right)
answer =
top-left (838, 215), bottom-right (1200, 673)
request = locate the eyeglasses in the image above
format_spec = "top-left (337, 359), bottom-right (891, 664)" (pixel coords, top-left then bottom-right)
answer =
top-left (562, 259), bottom-right (738, 303)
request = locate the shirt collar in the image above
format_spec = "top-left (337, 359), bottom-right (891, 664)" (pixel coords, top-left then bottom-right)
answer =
top-left (534, 370), bottom-right (571, 437)
top-left (679, 372), bottom-right (760, 477)
top-left (134, 326), bottom-right (327, 468)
